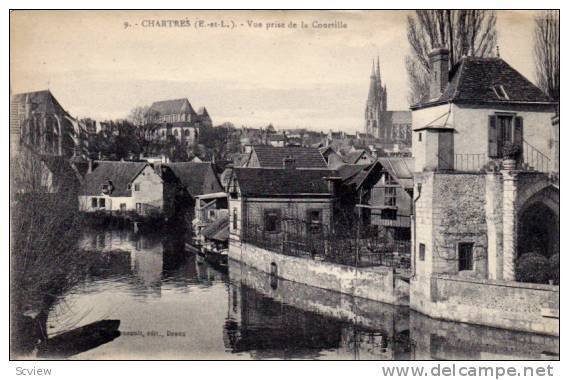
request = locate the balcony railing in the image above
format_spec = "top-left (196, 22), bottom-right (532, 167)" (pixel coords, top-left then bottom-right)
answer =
top-left (454, 153), bottom-right (488, 172)
top-left (523, 139), bottom-right (552, 173)
top-left (443, 145), bottom-right (552, 174)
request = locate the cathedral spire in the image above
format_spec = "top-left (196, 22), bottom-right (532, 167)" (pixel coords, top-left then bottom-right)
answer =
top-left (376, 56), bottom-right (381, 85)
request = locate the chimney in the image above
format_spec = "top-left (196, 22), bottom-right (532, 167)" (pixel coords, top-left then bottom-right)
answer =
top-left (429, 47), bottom-right (450, 99)
top-left (283, 156), bottom-right (296, 170)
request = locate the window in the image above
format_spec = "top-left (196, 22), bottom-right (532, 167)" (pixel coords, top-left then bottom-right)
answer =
top-left (233, 208), bottom-right (238, 230)
top-left (384, 187), bottom-right (397, 207)
top-left (498, 115), bottom-right (513, 145)
top-left (489, 115), bottom-right (523, 158)
top-left (91, 198), bottom-right (98, 208)
top-left (134, 183), bottom-right (141, 191)
top-left (492, 85), bottom-right (509, 100)
top-left (120, 203), bottom-right (127, 212)
top-left (98, 198), bottom-right (106, 208)
top-left (381, 209), bottom-right (397, 220)
top-left (419, 243), bottom-right (425, 261)
top-left (418, 132), bottom-right (422, 142)
top-left (208, 210), bottom-right (216, 218)
top-left (185, 129), bottom-right (190, 136)
top-left (263, 209), bottom-right (281, 233)
top-left (174, 129), bottom-right (178, 136)
top-left (307, 209), bottom-right (322, 234)
top-left (458, 243), bottom-right (474, 271)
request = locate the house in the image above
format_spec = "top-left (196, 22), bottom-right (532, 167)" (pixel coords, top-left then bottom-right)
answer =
top-left (242, 145), bottom-right (327, 169)
top-left (411, 49), bottom-right (556, 172)
top-left (319, 146), bottom-right (345, 169)
top-left (143, 98), bottom-right (211, 146)
top-left (227, 167), bottom-right (337, 242)
top-left (193, 192), bottom-right (229, 244)
top-left (78, 161), bottom-right (170, 216)
top-left (354, 157), bottom-right (414, 241)
top-left (164, 162), bottom-right (224, 224)
top-left (343, 149), bottom-right (374, 165)
top-left (268, 133), bottom-right (286, 147)
top-left (409, 48), bottom-right (559, 335)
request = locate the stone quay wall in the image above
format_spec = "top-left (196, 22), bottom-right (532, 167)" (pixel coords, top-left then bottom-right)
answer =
top-left (411, 274), bottom-right (559, 336)
top-left (229, 239), bottom-right (409, 306)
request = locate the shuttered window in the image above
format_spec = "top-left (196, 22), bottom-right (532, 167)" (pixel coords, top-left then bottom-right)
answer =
top-left (488, 115), bottom-right (498, 158)
top-left (489, 114), bottom-right (523, 158)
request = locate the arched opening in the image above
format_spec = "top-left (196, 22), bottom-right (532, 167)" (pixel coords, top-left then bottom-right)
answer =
top-left (518, 199), bottom-right (559, 259)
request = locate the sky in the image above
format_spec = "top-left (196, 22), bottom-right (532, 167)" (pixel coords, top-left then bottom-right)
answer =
top-left (10, 10), bottom-right (542, 133)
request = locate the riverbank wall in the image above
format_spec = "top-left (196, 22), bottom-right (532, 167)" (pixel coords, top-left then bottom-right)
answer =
top-left (228, 240), bottom-right (409, 306)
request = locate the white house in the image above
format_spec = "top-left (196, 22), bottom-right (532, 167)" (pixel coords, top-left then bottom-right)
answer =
top-left (78, 161), bottom-right (166, 216)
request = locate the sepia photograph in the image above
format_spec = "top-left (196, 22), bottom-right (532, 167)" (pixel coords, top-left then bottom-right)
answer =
top-left (8, 7), bottom-right (560, 365)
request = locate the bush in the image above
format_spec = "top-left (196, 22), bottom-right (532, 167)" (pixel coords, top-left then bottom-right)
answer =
top-left (515, 252), bottom-right (550, 284)
top-left (503, 142), bottom-right (521, 160)
top-left (549, 253), bottom-right (560, 285)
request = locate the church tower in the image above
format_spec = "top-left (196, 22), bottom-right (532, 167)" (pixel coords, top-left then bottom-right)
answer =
top-left (365, 58), bottom-right (387, 137)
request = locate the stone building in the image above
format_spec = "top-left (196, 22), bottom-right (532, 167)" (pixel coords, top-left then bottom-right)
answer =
top-left (364, 58), bottom-right (412, 150)
top-left (410, 48), bottom-right (559, 335)
top-left (143, 98), bottom-right (212, 146)
top-left (10, 90), bottom-right (84, 159)
top-left (227, 167), bottom-right (336, 243)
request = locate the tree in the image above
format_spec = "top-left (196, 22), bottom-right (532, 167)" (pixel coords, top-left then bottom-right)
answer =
top-left (534, 10), bottom-right (559, 102)
top-left (406, 10), bottom-right (497, 104)
top-left (10, 149), bottom-right (97, 356)
top-left (127, 105), bottom-right (149, 127)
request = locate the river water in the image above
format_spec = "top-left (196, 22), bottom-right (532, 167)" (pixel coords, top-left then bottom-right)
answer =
top-left (45, 229), bottom-right (559, 360)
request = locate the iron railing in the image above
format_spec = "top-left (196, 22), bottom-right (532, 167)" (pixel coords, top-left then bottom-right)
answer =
top-left (523, 139), bottom-right (551, 173)
top-left (454, 153), bottom-right (488, 172)
top-left (242, 220), bottom-right (411, 269)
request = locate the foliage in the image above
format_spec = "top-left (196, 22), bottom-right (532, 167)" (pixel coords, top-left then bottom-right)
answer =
top-left (127, 105), bottom-right (149, 127)
top-left (10, 149), bottom-right (104, 355)
top-left (87, 120), bottom-right (142, 160)
top-left (502, 142), bottom-right (521, 160)
top-left (198, 123), bottom-right (241, 161)
top-left (515, 252), bottom-right (550, 284)
top-left (406, 10), bottom-right (497, 104)
top-left (549, 253), bottom-right (559, 285)
top-left (534, 10), bottom-right (559, 102)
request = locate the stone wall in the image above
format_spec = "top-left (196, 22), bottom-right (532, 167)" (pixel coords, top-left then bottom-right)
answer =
top-left (411, 274), bottom-right (559, 336)
top-left (229, 259), bottom-right (409, 334)
top-left (229, 240), bottom-right (409, 306)
top-left (410, 310), bottom-right (559, 360)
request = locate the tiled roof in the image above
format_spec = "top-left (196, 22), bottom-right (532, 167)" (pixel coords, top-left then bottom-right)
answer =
top-left (336, 163), bottom-right (370, 181)
top-left (11, 90), bottom-right (69, 116)
top-left (412, 57), bottom-right (554, 109)
top-left (377, 157), bottom-right (414, 189)
top-left (343, 150), bottom-right (366, 165)
top-left (147, 98), bottom-right (195, 116)
top-left (251, 145), bottom-right (327, 168)
top-left (165, 162), bottom-right (222, 197)
top-left (80, 161), bottom-right (148, 197)
top-left (202, 215), bottom-right (229, 242)
top-left (233, 168), bottom-right (335, 197)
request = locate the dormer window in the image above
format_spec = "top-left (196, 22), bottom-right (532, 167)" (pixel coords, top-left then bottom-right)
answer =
top-left (492, 85), bottom-right (509, 100)
top-left (101, 180), bottom-right (114, 194)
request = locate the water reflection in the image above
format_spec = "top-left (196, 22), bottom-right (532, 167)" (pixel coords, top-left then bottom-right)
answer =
top-left (46, 229), bottom-right (558, 360)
